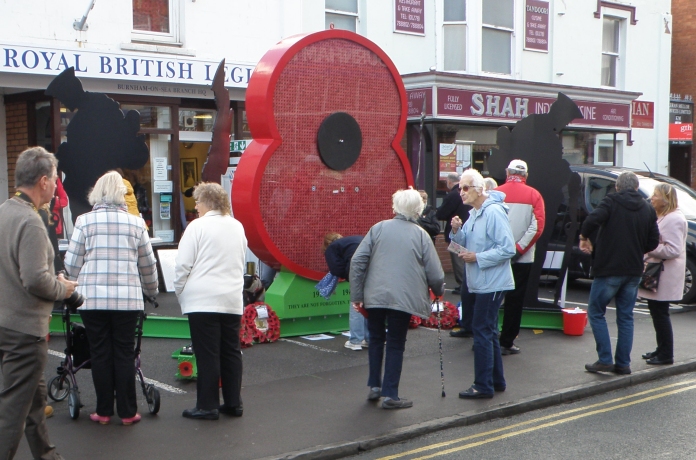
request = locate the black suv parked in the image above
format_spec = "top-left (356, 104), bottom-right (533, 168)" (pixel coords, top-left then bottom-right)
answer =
top-left (546, 165), bottom-right (696, 304)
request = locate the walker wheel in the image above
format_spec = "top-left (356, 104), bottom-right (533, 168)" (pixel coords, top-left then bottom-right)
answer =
top-left (68, 388), bottom-right (81, 420)
top-left (48, 375), bottom-right (70, 402)
top-left (146, 384), bottom-right (160, 414)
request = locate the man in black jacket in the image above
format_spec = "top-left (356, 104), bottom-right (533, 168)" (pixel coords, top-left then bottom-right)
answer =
top-left (579, 171), bottom-right (659, 375)
top-left (436, 173), bottom-right (471, 295)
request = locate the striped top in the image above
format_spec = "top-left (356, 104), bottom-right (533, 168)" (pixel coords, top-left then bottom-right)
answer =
top-left (64, 203), bottom-right (159, 310)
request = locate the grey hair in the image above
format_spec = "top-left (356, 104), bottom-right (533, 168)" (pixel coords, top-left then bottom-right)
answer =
top-left (193, 182), bottom-right (231, 215)
top-left (506, 168), bottom-right (528, 178)
top-left (15, 147), bottom-right (58, 188)
top-left (483, 177), bottom-right (498, 191)
top-left (392, 188), bottom-right (425, 219)
top-left (461, 169), bottom-right (488, 196)
top-left (615, 171), bottom-right (639, 192)
top-left (88, 171), bottom-right (127, 206)
top-left (447, 173), bottom-right (461, 183)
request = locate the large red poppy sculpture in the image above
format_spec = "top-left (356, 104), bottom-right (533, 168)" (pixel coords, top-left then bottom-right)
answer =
top-left (232, 30), bottom-right (413, 281)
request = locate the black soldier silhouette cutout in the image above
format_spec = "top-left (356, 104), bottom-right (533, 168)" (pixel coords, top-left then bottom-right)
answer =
top-left (45, 67), bottom-right (149, 222)
top-left (488, 92), bottom-right (583, 309)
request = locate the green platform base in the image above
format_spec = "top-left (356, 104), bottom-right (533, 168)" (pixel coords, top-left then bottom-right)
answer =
top-left (49, 314), bottom-right (191, 339)
top-left (265, 270), bottom-right (349, 337)
top-left (501, 308), bottom-right (563, 330)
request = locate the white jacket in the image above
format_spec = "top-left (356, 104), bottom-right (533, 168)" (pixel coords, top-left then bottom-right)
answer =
top-left (174, 210), bottom-right (247, 315)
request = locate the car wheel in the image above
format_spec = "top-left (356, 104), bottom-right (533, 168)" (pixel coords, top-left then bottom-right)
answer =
top-left (682, 257), bottom-right (696, 304)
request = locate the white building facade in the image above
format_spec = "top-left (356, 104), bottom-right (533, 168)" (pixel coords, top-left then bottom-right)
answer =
top-left (0, 0), bottom-right (671, 242)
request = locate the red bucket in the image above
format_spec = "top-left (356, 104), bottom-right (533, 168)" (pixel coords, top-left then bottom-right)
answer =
top-left (562, 308), bottom-right (587, 336)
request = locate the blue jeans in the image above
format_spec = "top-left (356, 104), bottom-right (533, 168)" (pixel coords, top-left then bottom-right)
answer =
top-left (587, 275), bottom-right (641, 368)
top-left (367, 308), bottom-right (411, 400)
top-left (472, 291), bottom-right (506, 394)
top-left (348, 307), bottom-right (369, 344)
top-left (458, 283), bottom-right (475, 333)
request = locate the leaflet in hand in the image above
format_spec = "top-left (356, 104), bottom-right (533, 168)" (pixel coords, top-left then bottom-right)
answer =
top-left (447, 241), bottom-right (465, 255)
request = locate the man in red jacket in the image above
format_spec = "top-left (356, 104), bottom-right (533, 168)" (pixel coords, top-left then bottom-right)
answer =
top-left (495, 160), bottom-right (545, 355)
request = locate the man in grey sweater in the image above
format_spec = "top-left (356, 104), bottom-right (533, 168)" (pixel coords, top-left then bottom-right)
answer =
top-left (0, 147), bottom-right (77, 460)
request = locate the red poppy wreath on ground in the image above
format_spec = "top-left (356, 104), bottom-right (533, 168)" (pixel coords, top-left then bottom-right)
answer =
top-left (232, 30), bottom-right (414, 281)
top-left (241, 302), bottom-right (281, 348)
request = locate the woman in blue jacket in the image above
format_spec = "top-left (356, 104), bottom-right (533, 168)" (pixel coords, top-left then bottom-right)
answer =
top-left (450, 169), bottom-right (515, 399)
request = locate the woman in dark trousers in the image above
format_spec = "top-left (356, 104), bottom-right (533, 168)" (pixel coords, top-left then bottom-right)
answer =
top-left (638, 183), bottom-right (687, 365)
top-left (175, 183), bottom-right (247, 420)
top-left (350, 188), bottom-right (445, 409)
top-left (64, 171), bottom-right (158, 425)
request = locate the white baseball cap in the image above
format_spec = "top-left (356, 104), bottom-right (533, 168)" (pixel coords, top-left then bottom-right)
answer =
top-left (507, 159), bottom-right (528, 173)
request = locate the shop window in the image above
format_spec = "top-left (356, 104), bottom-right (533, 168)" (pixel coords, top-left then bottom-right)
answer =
top-left (132, 0), bottom-right (181, 45)
top-left (443, 0), bottom-right (467, 71)
top-left (594, 135), bottom-right (617, 165)
top-left (482, 0), bottom-right (514, 75)
top-left (601, 17), bottom-right (621, 87)
top-left (325, 0), bottom-right (358, 32)
top-left (561, 131), bottom-right (617, 165)
top-left (179, 109), bottom-right (215, 132)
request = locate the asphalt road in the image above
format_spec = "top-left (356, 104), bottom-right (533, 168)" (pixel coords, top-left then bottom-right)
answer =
top-left (345, 373), bottom-right (696, 460)
top-left (8, 275), bottom-right (696, 459)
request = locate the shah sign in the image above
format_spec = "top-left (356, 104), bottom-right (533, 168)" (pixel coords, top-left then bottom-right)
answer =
top-left (1, 42), bottom-right (255, 88)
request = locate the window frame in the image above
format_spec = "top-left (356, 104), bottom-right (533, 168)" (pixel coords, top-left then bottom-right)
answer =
top-left (600, 16), bottom-right (621, 88)
top-left (131, 0), bottom-right (182, 46)
top-left (481, 0), bottom-right (515, 76)
top-left (443, 0), bottom-right (467, 71)
top-left (325, 0), bottom-right (358, 32)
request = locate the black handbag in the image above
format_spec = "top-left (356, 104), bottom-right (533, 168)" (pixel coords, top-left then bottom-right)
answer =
top-left (640, 261), bottom-right (664, 293)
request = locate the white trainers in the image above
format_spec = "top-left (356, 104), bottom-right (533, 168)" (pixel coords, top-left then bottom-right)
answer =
top-left (361, 340), bottom-right (369, 348)
top-left (344, 341), bottom-right (362, 351)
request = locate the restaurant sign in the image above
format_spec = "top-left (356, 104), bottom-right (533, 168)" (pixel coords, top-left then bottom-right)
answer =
top-left (405, 87), bottom-right (631, 129)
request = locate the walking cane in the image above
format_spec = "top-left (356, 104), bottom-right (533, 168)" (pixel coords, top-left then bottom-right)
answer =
top-left (435, 296), bottom-right (446, 397)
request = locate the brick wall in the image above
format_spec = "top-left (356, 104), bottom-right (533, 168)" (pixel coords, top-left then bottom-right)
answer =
top-left (5, 101), bottom-right (29, 194)
top-left (670, 0), bottom-right (696, 185)
top-left (434, 233), bottom-right (453, 273)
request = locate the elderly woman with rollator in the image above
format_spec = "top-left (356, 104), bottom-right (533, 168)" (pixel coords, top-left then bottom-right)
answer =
top-left (65, 171), bottom-right (158, 425)
top-left (450, 169), bottom-right (516, 399)
top-left (350, 188), bottom-right (445, 409)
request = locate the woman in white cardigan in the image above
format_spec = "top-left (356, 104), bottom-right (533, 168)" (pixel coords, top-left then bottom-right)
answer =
top-left (175, 183), bottom-right (247, 420)
top-left (638, 183), bottom-right (687, 365)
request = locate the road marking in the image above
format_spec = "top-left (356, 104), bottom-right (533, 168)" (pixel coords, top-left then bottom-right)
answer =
top-left (142, 377), bottom-right (186, 394)
top-left (278, 338), bottom-right (339, 353)
top-left (47, 349), bottom-right (65, 358)
top-left (377, 379), bottom-right (696, 460)
top-left (47, 349), bottom-right (186, 394)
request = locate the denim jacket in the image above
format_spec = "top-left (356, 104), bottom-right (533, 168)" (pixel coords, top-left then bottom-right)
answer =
top-left (450, 190), bottom-right (516, 294)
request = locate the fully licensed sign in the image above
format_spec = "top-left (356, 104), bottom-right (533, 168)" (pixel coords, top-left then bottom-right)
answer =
top-left (0, 42), bottom-right (255, 88)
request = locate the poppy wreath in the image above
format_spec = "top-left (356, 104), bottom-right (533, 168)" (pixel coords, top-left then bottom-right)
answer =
top-left (242, 302), bottom-right (281, 344)
top-left (408, 315), bottom-right (422, 329)
top-left (421, 300), bottom-right (460, 329)
top-left (240, 322), bottom-right (255, 349)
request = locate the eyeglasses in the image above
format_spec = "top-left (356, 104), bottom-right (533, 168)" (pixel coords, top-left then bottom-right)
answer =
top-left (461, 185), bottom-right (478, 192)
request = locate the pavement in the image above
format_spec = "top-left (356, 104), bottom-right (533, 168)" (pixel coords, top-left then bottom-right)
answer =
top-left (18, 274), bottom-right (696, 460)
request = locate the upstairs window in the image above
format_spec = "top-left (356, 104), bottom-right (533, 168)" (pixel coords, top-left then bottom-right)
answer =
top-left (601, 17), bottom-right (621, 87)
top-left (443, 0), bottom-right (467, 71)
top-left (325, 0), bottom-right (358, 32)
top-left (132, 0), bottom-right (180, 44)
top-left (482, 0), bottom-right (514, 75)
